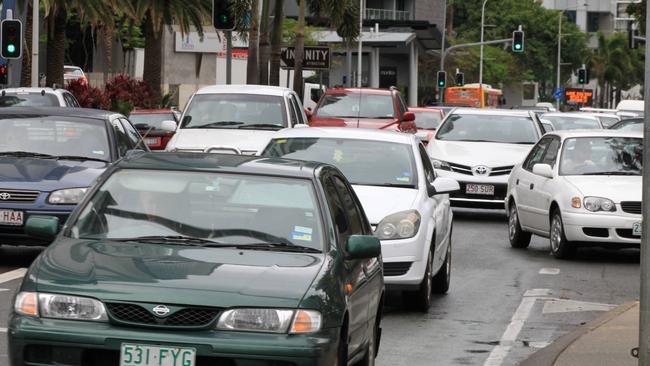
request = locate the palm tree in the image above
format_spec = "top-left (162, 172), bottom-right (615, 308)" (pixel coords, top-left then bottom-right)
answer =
top-left (20, 0), bottom-right (33, 86)
top-left (128, 0), bottom-right (211, 98)
top-left (258, 0), bottom-right (271, 84)
top-left (246, 0), bottom-right (260, 84)
top-left (292, 0), bottom-right (305, 96)
top-left (268, 0), bottom-right (284, 86)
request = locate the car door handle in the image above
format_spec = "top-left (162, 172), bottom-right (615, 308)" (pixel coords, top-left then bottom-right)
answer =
top-left (516, 179), bottom-right (520, 185)
top-left (529, 183), bottom-right (534, 190)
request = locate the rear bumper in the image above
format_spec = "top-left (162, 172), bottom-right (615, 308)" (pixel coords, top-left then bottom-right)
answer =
top-left (9, 315), bottom-right (339, 366)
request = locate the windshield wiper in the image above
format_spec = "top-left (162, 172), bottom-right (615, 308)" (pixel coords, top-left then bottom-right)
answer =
top-left (111, 235), bottom-right (227, 247)
top-left (231, 242), bottom-right (322, 253)
top-left (0, 151), bottom-right (55, 158)
top-left (238, 123), bottom-right (284, 130)
top-left (54, 155), bottom-right (109, 163)
top-left (586, 171), bottom-right (640, 176)
top-left (186, 121), bottom-right (244, 129)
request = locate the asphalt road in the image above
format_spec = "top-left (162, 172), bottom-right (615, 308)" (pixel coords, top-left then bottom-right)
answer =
top-left (0, 209), bottom-right (640, 366)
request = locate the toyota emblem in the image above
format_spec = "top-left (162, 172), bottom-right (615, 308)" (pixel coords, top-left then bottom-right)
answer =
top-left (152, 305), bottom-right (170, 317)
top-left (0, 192), bottom-right (10, 200)
top-left (473, 166), bottom-right (489, 176)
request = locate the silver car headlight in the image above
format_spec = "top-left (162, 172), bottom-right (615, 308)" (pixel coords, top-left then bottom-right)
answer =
top-left (216, 308), bottom-right (322, 334)
top-left (15, 292), bottom-right (108, 322)
top-left (431, 159), bottom-right (451, 171)
top-left (584, 197), bottom-right (617, 212)
top-left (375, 210), bottom-right (421, 240)
top-left (48, 188), bottom-right (88, 205)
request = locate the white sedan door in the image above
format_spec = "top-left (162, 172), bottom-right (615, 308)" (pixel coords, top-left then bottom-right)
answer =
top-left (515, 138), bottom-right (552, 228)
top-left (526, 137), bottom-right (562, 232)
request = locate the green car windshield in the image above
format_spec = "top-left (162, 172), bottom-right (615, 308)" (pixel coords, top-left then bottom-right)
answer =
top-left (69, 169), bottom-right (324, 250)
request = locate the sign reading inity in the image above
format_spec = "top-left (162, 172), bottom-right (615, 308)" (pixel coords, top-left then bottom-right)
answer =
top-left (281, 46), bottom-right (331, 70)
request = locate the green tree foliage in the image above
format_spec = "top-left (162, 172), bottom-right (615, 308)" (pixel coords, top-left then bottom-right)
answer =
top-left (449, 0), bottom-right (588, 98)
top-left (628, 0), bottom-right (646, 34)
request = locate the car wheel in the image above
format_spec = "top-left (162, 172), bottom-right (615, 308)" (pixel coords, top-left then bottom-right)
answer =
top-left (406, 250), bottom-right (433, 312)
top-left (356, 316), bottom-right (378, 366)
top-left (432, 234), bottom-right (451, 294)
top-left (509, 202), bottom-right (531, 249)
top-left (335, 327), bottom-right (349, 366)
top-left (550, 210), bottom-right (576, 259)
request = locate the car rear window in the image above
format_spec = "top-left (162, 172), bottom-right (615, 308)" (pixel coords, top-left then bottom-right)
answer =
top-left (130, 113), bottom-right (176, 130)
top-left (0, 93), bottom-right (60, 107)
top-left (315, 94), bottom-right (395, 119)
top-left (436, 113), bottom-right (538, 144)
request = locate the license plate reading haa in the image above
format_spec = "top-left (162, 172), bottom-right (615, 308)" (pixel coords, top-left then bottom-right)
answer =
top-left (120, 344), bottom-right (196, 366)
top-left (466, 184), bottom-right (495, 196)
top-left (0, 210), bottom-right (23, 226)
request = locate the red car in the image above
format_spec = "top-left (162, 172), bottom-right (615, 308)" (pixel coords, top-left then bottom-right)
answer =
top-left (308, 87), bottom-right (416, 132)
top-left (410, 107), bottom-right (445, 145)
top-left (129, 109), bottom-right (180, 150)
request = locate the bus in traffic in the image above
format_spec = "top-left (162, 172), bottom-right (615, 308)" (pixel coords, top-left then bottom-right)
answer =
top-left (444, 83), bottom-right (504, 108)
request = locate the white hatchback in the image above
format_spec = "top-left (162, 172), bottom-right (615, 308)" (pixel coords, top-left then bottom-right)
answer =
top-left (166, 85), bottom-right (308, 155)
top-left (261, 128), bottom-right (459, 311)
top-left (506, 130), bottom-right (642, 258)
top-left (426, 109), bottom-right (544, 209)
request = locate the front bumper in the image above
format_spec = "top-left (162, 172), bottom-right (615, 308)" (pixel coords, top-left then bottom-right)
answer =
top-left (379, 231), bottom-right (428, 289)
top-left (436, 170), bottom-right (508, 209)
top-left (0, 208), bottom-right (70, 246)
top-left (562, 211), bottom-right (641, 245)
top-left (9, 315), bottom-right (339, 366)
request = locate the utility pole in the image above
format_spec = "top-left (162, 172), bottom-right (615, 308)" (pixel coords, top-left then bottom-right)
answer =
top-left (357, 0), bottom-right (364, 87)
top-left (640, 1), bottom-right (650, 363)
top-left (438, 0), bottom-right (448, 104)
top-left (556, 12), bottom-right (562, 111)
top-left (31, 0), bottom-right (38, 87)
top-left (478, 0), bottom-right (488, 87)
top-left (226, 31), bottom-right (232, 84)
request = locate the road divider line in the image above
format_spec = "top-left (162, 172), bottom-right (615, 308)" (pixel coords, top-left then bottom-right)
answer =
top-left (539, 268), bottom-right (560, 275)
top-left (0, 268), bottom-right (27, 284)
top-left (483, 289), bottom-right (552, 366)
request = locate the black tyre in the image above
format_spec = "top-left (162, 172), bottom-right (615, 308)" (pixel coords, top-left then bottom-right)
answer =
top-left (405, 250), bottom-right (433, 312)
top-left (508, 202), bottom-right (532, 248)
top-left (335, 326), bottom-right (349, 366)
top-left (432, 234), bottom-right (451, 294)
top-left (550, 210), bottom-right (576, 259)
top-left (356, 316), bottom-right (378, 366)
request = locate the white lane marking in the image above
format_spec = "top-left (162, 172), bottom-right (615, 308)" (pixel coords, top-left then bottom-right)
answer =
top-left (539, 268), bottom-right (560, 275)
top-left (528, 341), bottom-right (551, 349)
top-left (0, 268), bottom-right (27, 284)
top-left (483, 289), bottom-right (552, 366)
top-left (542, 299), bottom-right (616, 314)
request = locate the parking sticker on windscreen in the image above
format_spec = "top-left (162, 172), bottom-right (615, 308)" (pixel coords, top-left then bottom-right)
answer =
top-left (333, 149), bottom-right (344, 162)
top-left (292, 226), bottom-right (313, 242)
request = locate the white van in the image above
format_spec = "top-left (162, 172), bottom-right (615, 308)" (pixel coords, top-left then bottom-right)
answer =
top-left (616, 100), bottom-right (644, 117)
top-left (303, 83), bottom-right (326, 112)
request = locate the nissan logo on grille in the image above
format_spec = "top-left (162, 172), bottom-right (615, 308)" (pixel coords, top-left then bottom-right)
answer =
top-left (473, 165), bottom-right (490, 176)
top-left (152, 305), bottom-right (171, 317)
top-left (0, 192), bottom-right (10, 200)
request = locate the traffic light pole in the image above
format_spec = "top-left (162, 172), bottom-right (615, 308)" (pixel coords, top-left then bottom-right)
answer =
top-left (440, 38), bottom-right (512, 73)
top-left (226, 31), bottom-right (232, 85)
top-left (31, 0), bottom-right (38, 87)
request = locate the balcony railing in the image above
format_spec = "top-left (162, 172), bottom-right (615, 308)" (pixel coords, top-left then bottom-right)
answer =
top-left (365, 8), bottom-right (411, 21)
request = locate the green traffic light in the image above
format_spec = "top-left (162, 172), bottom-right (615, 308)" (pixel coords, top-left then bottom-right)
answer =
top-left (515, 44), bottom-right (522, 50)
top-left (6, 44), bottom-right (15, 54)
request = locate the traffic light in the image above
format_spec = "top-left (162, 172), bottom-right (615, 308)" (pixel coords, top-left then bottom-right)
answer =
top-left (1, 19), bottom-right (22, 59)
top-left (213, 0), bottom-right (235, 30)
top-left (455, 72), bottom-right (464, 87)
top-left (512, 30), bottom-right (524, 52)
top-left (577, 68), bottom-right (589, 84)
top-left (437, 71), bottom-right (446, 88)
top-left (0, 64), bottom-right (8, 84)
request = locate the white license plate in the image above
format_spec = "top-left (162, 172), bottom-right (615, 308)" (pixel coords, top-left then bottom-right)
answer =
top-left (633, 222), bottom-right (642, 236)
top-left (0, 210), bottom-right (23, 226)
top-left (466, 184), bottom-right (495, 196)
top-left (145, 137), bottom-right (161, 146)
top-left (120, 344), bottom-right (195, 366)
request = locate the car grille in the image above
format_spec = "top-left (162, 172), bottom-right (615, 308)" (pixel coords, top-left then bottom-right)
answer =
top-left (0, 189), bottom-right (39, 203)
top-left (616, 229), bottom-right (640, 240)
top-left (106, 303), bottom-right (220, 328)
top-left (621, 201), bottom-right (642, 215)
top-left (383, 262), bottom-right (412, 276)
top-left (447, 163), bottom-right (513, 177)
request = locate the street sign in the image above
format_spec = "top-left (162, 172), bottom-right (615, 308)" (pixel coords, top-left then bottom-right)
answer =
top-left (564, 88), bottom-right (593, 106)
top-left (281, 46), bottom-right (331, 70)
top-left (553, 88), bottom-right (564, 100)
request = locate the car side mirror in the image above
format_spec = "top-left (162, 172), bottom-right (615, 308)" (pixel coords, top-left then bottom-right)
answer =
top-left (160, 120), bottom-right (178, 132)
top-left (430, 177), bottom-right (460, 196)
top-left (25, 216), bottom-right (60, 241)
top-left (346, 235), bottom-right (381, 260)
top-left (415, 131), bottom-right (430, 143)
top-left (541, 122), bottom-right (554, 133)
top-left (532, 163), bottom-right (554, 179)
top-left (402, 111), bottom-right (416, 122)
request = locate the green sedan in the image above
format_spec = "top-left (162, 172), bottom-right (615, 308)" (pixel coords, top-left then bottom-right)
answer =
top-left (9, 153), bottom-right (384, 366)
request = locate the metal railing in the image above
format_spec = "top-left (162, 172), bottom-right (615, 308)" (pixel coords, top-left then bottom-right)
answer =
top-left (365, 8), bottom-right (411, 21)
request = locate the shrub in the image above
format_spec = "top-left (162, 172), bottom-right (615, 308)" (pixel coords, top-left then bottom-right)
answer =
top-left (66, 80), bottom-right (111, 110)
top-left (105, 75), bottom-right (158, 114)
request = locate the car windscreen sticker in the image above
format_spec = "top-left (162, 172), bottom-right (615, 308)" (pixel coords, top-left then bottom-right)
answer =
top-left (333, 149), bottom-right (344, 162)
top-left (292, 226), bottom-right (313, 242)
top-left (396, 176), bottom-right (411, 183)
top-left (92, 150), bottom-right (105, 155)
top-left (205, 179), bottom-right (221, 192)
top-left (276, 139), bottom-right (287, 144)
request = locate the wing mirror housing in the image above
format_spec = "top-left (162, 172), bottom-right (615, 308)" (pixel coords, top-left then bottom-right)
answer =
top-left (429, 177), bottom-right (460, 196)
top-left (25, 216), bottom-right (60, 241)
top-left (402, 111), bottom-right (416, 122)
top-left (532, 163), bottom-right (554, 179)
top-left (160, 120), bottom-right (178, 133)
top-left (346, 235), bottom-right (381, 260)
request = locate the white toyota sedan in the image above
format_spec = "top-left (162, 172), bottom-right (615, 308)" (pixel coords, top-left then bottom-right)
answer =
top-left (427, 109), bottom-right (544, 209)
top-left (506, 130), bottom-right (642, 258)
top-left (261, 128), bottom-right (459, 311)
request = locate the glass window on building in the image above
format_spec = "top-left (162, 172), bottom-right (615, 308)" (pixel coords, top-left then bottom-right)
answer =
top-left (564, 10), bottom-right (577, 24)
top-left (587, 12), bottom-right (601, 32)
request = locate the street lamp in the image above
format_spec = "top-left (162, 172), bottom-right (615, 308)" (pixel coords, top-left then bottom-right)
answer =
top-left (357, 0), bottom-right (364, 88)
top-left (31, 0), bottom-right (39, 87)
top-left (478, 0), bottom-right (488, 88)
